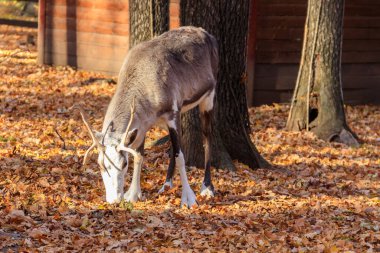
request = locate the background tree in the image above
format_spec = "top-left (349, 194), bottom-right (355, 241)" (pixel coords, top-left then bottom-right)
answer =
top-left (129, 0), bottom-right (169, 47)
top-left (180, 0), bottom-right (270, 170)
top-left (129, 0), bottom-right (270, 170)
top-left (287, 0), bottom-right (359, 146)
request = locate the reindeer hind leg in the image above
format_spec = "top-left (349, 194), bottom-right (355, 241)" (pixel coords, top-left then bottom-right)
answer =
top-left (167, 111), bottom-right (197, 208)
top-left (158, 130), bottom-right (176, 194)
top-left (199, 90), bottom-right (215, 197)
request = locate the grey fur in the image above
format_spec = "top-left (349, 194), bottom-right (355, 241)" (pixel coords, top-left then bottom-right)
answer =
top-left (86, 26), bottom-right (219, 205)
top-left (101, 26), bottom-right (219, 149)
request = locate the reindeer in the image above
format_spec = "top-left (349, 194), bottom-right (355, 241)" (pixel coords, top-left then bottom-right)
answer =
top-left (73, 26), bottom-right (218, 207)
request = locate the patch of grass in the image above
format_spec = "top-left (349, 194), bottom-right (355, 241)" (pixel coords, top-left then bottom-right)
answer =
top-left (119, 200), bottom-right (134, 211)
top-left (0, 135), bottom-right (17, 143)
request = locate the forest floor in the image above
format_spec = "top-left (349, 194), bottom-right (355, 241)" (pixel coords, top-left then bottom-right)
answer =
top-left (0, 25), bottom-right (379, 252)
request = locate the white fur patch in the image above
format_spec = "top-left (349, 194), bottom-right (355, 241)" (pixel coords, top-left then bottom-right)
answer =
top-left (181, 184), bottom-right (197, 208)
top-left (199, 89), bottom-right (215, 113)
top-left (167, 119), bottom-right (177, 130)
top-left (100, 146), bottom-right (127, 204)
top-left (124, 184), bottom-right (142, 202)
top-left (124, 153), bottom-right (143, 202)
top-left (101, 170), bottom-right (123, 204)
top-left (176, 151), bottom-right (197, 208)
top-left (158, 179), bottom-right (174, 194)
top-left (172, 99), bottom-right (178, 112)
top-left (200, 183), bottom-right (214, 197)
top-left (181, 92), bottom-right (209, 113)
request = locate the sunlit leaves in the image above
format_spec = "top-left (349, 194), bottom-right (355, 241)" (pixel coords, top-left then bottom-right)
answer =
top-left (0, 25), bottom-right (379, 252)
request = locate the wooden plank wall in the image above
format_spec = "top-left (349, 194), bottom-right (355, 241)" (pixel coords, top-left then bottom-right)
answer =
top-left (43, 0), bottom-right (180, 75)
top-left (253, 0), bottom-right (380, 105)
top-left (42, 0), bottom-right (380, 104)
top-left (44, 0), bottom-right (130, 75)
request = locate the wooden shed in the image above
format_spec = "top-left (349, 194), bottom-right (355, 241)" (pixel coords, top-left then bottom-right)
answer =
top-left (38, 0), bottom-right (380, 105)
top-left (38, 0), bottom-right (179, 74)
top-left (252, 0), bottom-right (380, 105)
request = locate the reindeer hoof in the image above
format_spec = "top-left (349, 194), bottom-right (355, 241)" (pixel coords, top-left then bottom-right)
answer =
top-left (180, 187), bottom-right (198, 208)
top-left (123, 188), bottom-right (142, 203)
top-left (200, 183), bottom-right (215, 198)
top-left (158, 179), bottom-right (173, 194)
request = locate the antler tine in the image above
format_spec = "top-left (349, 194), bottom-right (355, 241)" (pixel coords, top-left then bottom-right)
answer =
top-left (71, 104), bottom-right (106, 168)
top-left (118, 97), bottom-right (136, 150)
top-left (117, 98), bottom-right (140, 158)
top-left (71, 105), bottom-right (124, 172)
top-left (71, 104), bottom-right (103, 149)
top-left (83, 143), bottom-right (96, 165)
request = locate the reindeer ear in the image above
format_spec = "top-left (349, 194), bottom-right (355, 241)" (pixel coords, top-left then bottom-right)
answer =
top-left (123, 128), bottom-right (138, 146)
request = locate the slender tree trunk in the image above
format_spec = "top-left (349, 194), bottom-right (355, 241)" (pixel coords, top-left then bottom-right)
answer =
top-left (129, 0), bottom-right (169, 48)
top-left (287, 0), bottom-right (359, 146)
top-left (180, 0), bottom-right (270, 170)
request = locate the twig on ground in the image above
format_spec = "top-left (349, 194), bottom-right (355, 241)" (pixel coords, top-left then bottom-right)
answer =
top-left (54, 127), bottom-right (66, 150)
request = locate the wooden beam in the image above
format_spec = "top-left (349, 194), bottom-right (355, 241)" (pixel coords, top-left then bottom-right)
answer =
top-left (0, 19), bottom-right (37, 28)
top-left (38, 0), bottom-right (46, 64)
top-left (246, 0), bottom-right (258, 107)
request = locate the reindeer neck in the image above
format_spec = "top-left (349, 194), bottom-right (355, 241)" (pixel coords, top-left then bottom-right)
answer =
top-left (102, 89), bottom-right (136, 138)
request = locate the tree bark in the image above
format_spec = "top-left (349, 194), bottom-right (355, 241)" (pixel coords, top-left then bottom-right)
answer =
top-left (287, 0), bottom-right (359, 146)
top-left (180, 0), bottom-right (270, 170)
top-left (129, 0), bottom-right (169, 48)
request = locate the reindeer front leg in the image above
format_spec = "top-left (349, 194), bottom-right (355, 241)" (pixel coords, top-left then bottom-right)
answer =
top-left (123, 140), bottom-right (144, 202)
top-left (177, 150), bottom-right (197, 208)
top-left (124, 151), bottom-right (143, 202)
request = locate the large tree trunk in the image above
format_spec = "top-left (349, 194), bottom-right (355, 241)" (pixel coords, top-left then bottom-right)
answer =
top-left (129, 0), bottom-right (169, 48)
top-left (287, 0), bottom-right (359, 146)
top-left (180, 0), bottom-right (270, 170)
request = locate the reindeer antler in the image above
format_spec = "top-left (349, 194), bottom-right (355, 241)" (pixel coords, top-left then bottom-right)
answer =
top-left (116, 98), bottom-right (139, 157)
top-left (70, 104), bottom-right (105, 165)
top-left (71, 105), bottom-right (124, 174)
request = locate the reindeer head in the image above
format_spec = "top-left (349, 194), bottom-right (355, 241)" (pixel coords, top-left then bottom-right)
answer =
top-left (72, 103), bottom-right (137, 204)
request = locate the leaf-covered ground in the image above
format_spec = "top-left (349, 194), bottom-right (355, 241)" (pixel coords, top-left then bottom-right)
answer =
top-left (0, 26), bottom-right (379, 252)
